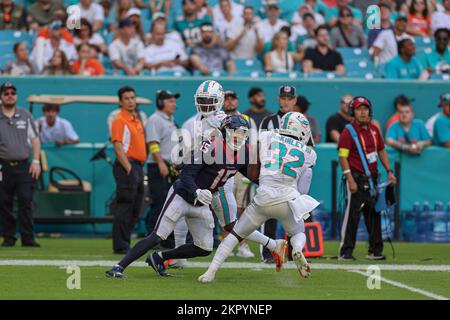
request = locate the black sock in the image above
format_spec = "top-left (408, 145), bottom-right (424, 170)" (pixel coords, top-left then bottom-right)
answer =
top-left (118, 232), bottom-right (162, 269)
top-left (161, 243), bottom-right (210, 260)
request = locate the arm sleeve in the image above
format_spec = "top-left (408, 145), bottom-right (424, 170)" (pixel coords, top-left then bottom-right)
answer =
top-left (419, 121), bottom-right (431, 141)
top-left (108, 43), bottom-right (120, 62)
top-left (386, 124), bottom-right (397, 141)
top-left (63, 120), bottom-right (79, 141)
top-left (337, 128), bottom-right (352, 150)
top-left (385, 61), bottom-right (398, 79)
top-left (145, 116), bottom-right (161, 144)
top-left (111, 119), bottom-right (124, 143)
top-left (26, 112), bottom-right (38, 140)
top-left (179, 151), bottom-right (204, 197)
top-left (434, 118), bottom-right (450, 144)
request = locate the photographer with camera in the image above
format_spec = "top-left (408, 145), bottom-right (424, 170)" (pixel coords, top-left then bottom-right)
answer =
top-left (337, 97), bottom-right (397, 261)
top-left (145, 90), bottom-right (182, 237)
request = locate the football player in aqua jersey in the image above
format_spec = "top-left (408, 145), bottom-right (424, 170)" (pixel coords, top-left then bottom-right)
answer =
top-left (198, 112), bottom-right (320, 283)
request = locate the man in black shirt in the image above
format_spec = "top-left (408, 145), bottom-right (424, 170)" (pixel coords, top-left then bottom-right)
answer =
top-left (303, 25), bottom-right (345, 75)
top-left (243, 87), bottom-right (271, 129)
top-left (326, 93), bottom-right (353, 143)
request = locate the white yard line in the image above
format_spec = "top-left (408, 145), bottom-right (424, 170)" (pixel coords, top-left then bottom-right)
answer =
top-left (350, 270), bottom-right (449, 300)
top-left (1, 259), bottom-right (450, 271)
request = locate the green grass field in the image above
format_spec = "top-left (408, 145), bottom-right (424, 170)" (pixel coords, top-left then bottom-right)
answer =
top-left (0, 238), bottom-right (449, 300)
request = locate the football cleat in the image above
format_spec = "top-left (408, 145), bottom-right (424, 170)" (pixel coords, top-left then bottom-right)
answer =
top-left (272, 239), bottom-right (288, 272)
top-left (292, 251), bottom-right (311, 278)
top-left (198, 270), bottom-right (216, 283)
top-left (236, 242), bottom-right (255, 258)
top-left (167, 259), bottom-right (187, 269)
top-left (105, 264), bottom-right (127, 278)
top-left (147, 253), bottom-right (172, 277)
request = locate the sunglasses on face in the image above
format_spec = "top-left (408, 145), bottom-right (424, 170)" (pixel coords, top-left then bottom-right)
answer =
top-left (2, 91), bottom-right (16, 97)
top-left (340, 14), bottom-right (352, 17)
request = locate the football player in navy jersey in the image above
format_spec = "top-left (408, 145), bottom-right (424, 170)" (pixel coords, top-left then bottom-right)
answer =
top-left (106, 115), bottom-right (256, 278)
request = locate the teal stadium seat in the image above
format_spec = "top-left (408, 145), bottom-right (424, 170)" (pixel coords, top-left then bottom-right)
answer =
top-left (337, 47), bottom-right (371, 64)
top-left (233, 58), bottom-right (263, 72)
top-left (142, 69), bottom-right (190, 77)
top-left (430, 73), bottom-right (450, 81)
top-left (232, 70), bottom-right (264, 78)
top-left (193, 70), bottom-right (228, 77)
top-left (266, 71), bottom-right (304, 79)
top-left (346, 60), bottom-right (377, 79)
top-left (0, 30), bottom-right (32, 48)
top-left (414, 36), bottom-right (435, 56)
top-left (306, 72), bottom-right (343, 79)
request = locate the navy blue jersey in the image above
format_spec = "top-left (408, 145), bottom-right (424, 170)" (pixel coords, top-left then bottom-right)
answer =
top-left (173, 139), bottom-right (249, 205)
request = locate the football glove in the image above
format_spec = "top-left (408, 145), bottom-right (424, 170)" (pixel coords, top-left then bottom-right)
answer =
top-left (195, 189), bottom-right (212, 206)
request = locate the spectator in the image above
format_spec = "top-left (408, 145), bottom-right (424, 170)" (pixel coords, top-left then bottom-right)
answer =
top-left (294, 95), bottom-right (321, 143)
top-left (174, 0), bottom-right (211, 48)
top-left (242, 87), bottom-right (271, 129)
top-left (385, 38), bottom-right (428, 79)
top-left (330, 6), bottom-right (366, 48)
top-left (144, 21), bottom-right (189, 73)
top-left (214, 0), bottom-right (243, 42)
top-left (28, 0), bottom-right (65, 30)
top-left (72, 43), bottom-right (105, 76)
top-left (2, 42), bottom-right (35, 75)
top-left (432, 93), bottom-right (450, 147)
top-left (367, 3), bottom-right (393, 48)
top-left (407, 0), bottom-right (432, 36)
top-left (421, 28), bottom-right (450, 76)
top-left (386, 94), bottom-right (412, 133)
top-left (35, 9), bottom-right (73, 44)
top-left (42, 49), bottom-right (72, 75)
top-left (30, 20), bottom-right (78, 73)
top-left (126, 7), bottom-right (145, 42)
top-left (371, 14), bottom-right (412, 65)
top-left (99, 0), bottom-right (113, 33)
top-left (255, 0), bottom-right (289, 43)
top-left (386, 101), bottom-right (431, 154)
top-left (73, 18), bottom-right (108, 56)
top-left (303, 25), bottom-right (345, 75)
top-left (107, 0), bottom-right (133, 32)
top-left (0, 0), bottom-right (28, 30)
top-left (325, 93), bottom-right (353, 143)
top-left (109, 18), bottom-right (145, 76)
top-left (225, 5), bottom-right (264, 59)
top-left (36, 104), bottom-right (80, 145)
top-left (295, 12), bottom-right (318, 59)
top-left (291, 1), bottom-right (325, 28)
top-left (264, 31), bottom-right (296, 73)
top-left (145, 13), bottom-right (184, 46)
top-left (426, 93), bottom-right (450, 137)
top-left (325, 0), bottom-right (363, 28)
top-left (190, 22), bottom-right (236, 76)
top-left (212, 0), bottom-right (242, 23)
top-left (77, 0), bottom-right (104, 33)
top-left (431, 0), bottom-right (450, 33)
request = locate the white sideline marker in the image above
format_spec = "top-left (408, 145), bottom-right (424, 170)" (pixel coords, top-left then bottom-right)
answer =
top-left (350, 270), bottom-right (449, 301)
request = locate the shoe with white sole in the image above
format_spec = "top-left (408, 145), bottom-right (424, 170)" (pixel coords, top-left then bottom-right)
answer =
top-left (292, 251), bottom-right (311, 278)
top-left (198, 270), bottom-right (216, 283)
top-left (272, 239), bottom-right (288, 272)
top-left (167, 259), bottom-right (187, 269)
top-left (236, 242), bottom-right (255, 258)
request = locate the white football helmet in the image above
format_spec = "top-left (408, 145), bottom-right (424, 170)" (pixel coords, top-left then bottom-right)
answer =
top-left (279, 112), bottom-right (311, 144)
top-left (194, 80), bottom-right (224, 117)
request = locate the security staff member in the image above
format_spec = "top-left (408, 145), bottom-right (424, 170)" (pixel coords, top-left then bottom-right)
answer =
top-left (111, 86), bottom-right (147, 254)
top-left (145, 90), bottom-right (181, 234)
top-left (0, 82), bottom-right (41, 247)
top-left (338, 96), bottom-right (397, 261)
top-left (259, 85), bottom-right (297, 263)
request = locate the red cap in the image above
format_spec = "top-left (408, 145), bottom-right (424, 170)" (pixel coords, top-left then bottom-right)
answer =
top-left (349, 96), bottom-right (371, 110)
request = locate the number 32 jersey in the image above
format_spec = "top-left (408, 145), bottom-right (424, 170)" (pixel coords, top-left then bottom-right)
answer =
top-left (256, 130), bottom-right (317, 206)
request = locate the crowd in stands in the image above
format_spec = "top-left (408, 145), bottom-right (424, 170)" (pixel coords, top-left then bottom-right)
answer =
top-left (0, 0), bottom-right (448, 79)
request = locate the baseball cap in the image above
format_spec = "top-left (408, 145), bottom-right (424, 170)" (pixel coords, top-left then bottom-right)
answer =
top-left (296, 95), bottom-right (310, 109)
top-left (50, 20), bottom-right (63, 30)
top-left (395, 13), bottom-right (408, 21)
top-left (118, 18), bottom-right (134, 28)
top-left (279, 85), bottom-right (296, 97)
top-left (248, 87), bottom-right (263, 98)
top-left (153, 12), bottom-right (166, 21)
top-left (157, 90), bottom-right (180, 100)
top-left (126, 8), bottom-right (141, 18)
top-left (0, 82), bottom-right (17, 94)
top-left (439, 93), bottom-right (450, 107)
top-left (200, 22), bottom-right (214, 32)
top-left (225, 90), bottom-right (237, 98)
top-left (350, 96), bottom-right (372, 109)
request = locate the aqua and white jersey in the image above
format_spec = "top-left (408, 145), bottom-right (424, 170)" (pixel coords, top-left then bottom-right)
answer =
top-left (255, 130), bottom-right (317, 207)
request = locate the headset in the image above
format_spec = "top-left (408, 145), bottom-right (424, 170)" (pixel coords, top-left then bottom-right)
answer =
top-left (156, 90), bottom-right (164, 110)
top-left (348, 96), bottom-right (373, 117)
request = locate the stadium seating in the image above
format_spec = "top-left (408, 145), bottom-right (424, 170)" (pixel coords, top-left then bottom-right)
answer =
top-left (0, 30), bottom-right (32, 48)
top-left (306, 72), bottom-right (343, 79)
top-left (233, 59), bottom-right (263, 72)
top-left (337, 47), bottom-right (372, 64)
top-left (430, 73), bottom-right (450, 81)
